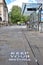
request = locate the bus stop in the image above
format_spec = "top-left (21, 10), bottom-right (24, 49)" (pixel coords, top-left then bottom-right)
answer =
top-left (22, 3), bottom-right (43, 32)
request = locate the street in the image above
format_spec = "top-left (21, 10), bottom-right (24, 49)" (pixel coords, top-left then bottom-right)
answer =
top-left (0, 25), bottom-right (43, 65)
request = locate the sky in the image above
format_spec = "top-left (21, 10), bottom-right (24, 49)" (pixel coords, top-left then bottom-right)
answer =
top-left (6, 0), bottom-right (43, 12)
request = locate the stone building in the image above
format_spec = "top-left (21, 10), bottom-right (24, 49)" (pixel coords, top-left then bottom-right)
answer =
top-left (0, 0), bottom-right (8, 25)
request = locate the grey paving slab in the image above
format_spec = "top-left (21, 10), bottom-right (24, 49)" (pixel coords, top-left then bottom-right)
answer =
top-left (0, 26), bottom-right (37, 65)
top-left (24, 30), bottom-right (43, 65)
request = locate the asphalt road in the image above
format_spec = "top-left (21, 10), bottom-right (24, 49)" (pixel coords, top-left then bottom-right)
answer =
top-left (0, 25), bottom-right (43, 65)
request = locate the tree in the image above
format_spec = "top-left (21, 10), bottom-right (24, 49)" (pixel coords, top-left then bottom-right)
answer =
top-left (11, 6), bottom-right (21, 24)
top-left (8, 5), bottom-right (30, 24)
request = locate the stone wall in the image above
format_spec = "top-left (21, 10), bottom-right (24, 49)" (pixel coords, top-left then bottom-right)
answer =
top-left (0, 0), bottom-right (8, 26)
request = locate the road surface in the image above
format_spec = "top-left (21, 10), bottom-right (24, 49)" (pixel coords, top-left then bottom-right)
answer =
top-left (0, 25), bottom-right (43, 65)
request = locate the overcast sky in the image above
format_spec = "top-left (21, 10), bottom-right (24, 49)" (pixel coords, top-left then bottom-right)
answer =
top-left (6, 0), bottom-right (43, 12)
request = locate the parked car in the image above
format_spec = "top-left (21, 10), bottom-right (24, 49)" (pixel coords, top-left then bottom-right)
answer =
top-left (17, 22), bottom-right (21, 25)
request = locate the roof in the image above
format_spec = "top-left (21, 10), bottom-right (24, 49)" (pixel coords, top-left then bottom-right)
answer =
top-left (22, 3), bottom-right (42, 15)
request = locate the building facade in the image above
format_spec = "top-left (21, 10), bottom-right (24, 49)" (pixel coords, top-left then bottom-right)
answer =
top-left (0, 0), bottom-right (8, 25)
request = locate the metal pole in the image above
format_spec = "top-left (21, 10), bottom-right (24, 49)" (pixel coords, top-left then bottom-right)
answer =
top-left (38, 8), bottom-right (42, 31)
top-left (41, 23), bottom-right (42, 32)
top-left (37, 4), bottom-right (42, 31)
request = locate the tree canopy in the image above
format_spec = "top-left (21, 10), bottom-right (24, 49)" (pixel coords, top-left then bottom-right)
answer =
top-left (9, 5), bottom-right (30, 24)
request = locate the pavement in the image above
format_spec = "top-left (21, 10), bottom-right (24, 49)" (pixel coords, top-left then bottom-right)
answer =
top-left (23, 30), bottom-right (43, 65)
top-left (0, 25), bottom-right (43, 65)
